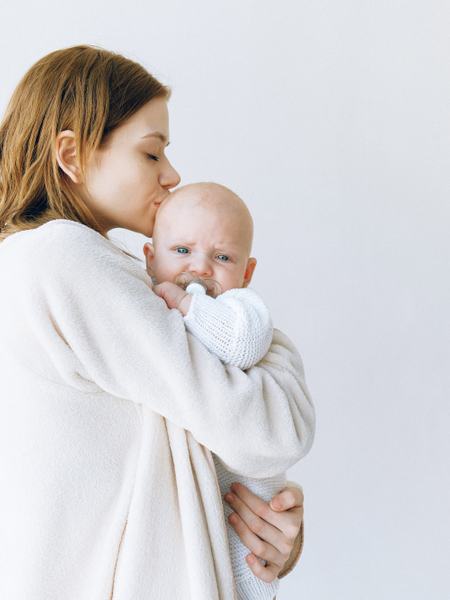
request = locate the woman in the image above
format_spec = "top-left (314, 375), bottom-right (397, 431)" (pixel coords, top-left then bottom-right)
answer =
top-left (0, 45), bottom-right (315, 599)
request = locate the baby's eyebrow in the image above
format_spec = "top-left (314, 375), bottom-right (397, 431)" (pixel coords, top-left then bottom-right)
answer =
top-left (141, 131), bottom-right (170, 146)
top-left (171, 241), bottom-right (237, 249)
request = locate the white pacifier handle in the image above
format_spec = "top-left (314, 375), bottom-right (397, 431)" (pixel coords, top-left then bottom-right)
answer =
top-left (186, 281), bottom-right (207, 295)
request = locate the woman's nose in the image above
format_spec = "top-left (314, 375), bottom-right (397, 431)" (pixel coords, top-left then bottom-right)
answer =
top-left (160, 158), bottom-right (181, 190)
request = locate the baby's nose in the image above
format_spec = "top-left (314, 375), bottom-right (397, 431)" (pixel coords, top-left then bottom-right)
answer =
top-left (190, 256), bottom-right (213, 276)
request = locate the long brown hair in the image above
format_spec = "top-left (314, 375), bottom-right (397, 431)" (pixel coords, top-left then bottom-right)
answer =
top-left (0, 45), bottom-right (169, 243)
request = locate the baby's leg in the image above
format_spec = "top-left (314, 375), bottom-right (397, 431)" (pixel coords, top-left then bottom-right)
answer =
top-left (212, 452), bottom-right (286, 600)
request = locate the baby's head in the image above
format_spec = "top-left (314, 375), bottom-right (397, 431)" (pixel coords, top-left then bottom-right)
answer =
top-left (143, 182), bottom-right (257, 295)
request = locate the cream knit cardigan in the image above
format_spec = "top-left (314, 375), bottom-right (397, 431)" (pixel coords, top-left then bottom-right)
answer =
top-left (0, 219), bottom-right (315, 600)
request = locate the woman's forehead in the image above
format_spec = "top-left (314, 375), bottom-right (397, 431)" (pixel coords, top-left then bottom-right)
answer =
top-left (116, 97), bottom-right (169, 139)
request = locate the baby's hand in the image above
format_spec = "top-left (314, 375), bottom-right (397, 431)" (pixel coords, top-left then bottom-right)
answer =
top-left (152, 281), bottom-right (192, 315)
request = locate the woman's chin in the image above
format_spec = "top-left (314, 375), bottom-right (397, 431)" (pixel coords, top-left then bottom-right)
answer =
top-left (131, 218), bottom-right (154, 238)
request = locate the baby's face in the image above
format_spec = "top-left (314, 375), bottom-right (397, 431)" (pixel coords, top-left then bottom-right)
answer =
top-left (144, 183), bottom-right (256, 294)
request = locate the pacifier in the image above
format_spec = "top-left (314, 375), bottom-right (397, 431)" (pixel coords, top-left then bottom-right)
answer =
top-left (174, 271), bottom-right (223, 298)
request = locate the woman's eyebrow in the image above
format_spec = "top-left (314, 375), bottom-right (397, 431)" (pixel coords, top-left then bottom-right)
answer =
top-left (141, 131), bottom-right (170, 146)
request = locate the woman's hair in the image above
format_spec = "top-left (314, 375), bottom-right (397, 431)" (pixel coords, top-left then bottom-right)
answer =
top-left (0, 45), bottom-right (170, 242)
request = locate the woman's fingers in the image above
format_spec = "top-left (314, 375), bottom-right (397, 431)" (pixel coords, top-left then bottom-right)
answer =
top-left (227, 482), bottom-right (301, 540)
top-left (224, 482), bottom-right (305, 583)
top-left (270, 485), bottom-right (304, 512)
top-left (227, 511), bottom-right (288, 573)
top-left (269, 485), bottom-right (304, 542)
top-left (225, 489), bottom-right (291, 559)
top-left (225, 482), bottom-right (284, 529)
top-left (245, 552), bottom-right (280, 584)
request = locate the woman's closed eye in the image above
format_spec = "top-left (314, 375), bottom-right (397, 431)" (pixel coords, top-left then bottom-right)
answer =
top-left (147, 153), bottom-right (160, 162)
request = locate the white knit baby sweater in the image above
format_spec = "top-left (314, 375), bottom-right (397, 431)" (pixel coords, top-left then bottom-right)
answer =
top-left (183, 282), bottom-right (274, 371)
top-left (0, 219), bottom-right (315, 600)
top-left (182, 283), bottom-right (287, 600)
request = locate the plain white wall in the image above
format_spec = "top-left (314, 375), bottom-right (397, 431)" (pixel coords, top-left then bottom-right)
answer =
top-left (1, 2), bottom-right (449, 598)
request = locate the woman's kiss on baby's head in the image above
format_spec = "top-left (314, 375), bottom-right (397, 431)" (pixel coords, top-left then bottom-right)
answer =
top-left (143, 182), bottom-right (257, 295)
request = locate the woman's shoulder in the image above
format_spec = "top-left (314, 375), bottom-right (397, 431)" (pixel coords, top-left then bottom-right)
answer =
top-left (3, 219), bottom-right (135, 257)
top-left (1, 219), bottom-right (145, 279)
top-left (30, 219), bottom-right (116, 251)
top-left (2, 219), bottom-right (105, 250)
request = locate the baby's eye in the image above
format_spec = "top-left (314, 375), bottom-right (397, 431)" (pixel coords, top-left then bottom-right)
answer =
top-left (147, 154), bottom-right (160, 162)
top-left (217, 254), bottom-right (230, 262)
top-left (176, 247), bottom-right (190, 254)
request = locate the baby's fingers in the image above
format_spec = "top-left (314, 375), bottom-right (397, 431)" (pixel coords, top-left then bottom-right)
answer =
top-left (152, 284), bottom-right (163, 297)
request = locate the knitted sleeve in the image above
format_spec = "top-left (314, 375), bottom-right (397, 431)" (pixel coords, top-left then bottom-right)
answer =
top-left (213, 453), bottom-right (286, 600)
top-left (13, 221), bottom-right (315, 479)
top-left (182, 284), bottom-right (273, 370)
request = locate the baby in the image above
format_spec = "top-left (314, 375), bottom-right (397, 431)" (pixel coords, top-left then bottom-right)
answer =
top-left (143, 182), bottom-right (288, 600)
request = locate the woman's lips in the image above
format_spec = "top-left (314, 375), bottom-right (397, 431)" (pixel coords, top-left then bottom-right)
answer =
top-left (155, 192), bottom-right (170, 207)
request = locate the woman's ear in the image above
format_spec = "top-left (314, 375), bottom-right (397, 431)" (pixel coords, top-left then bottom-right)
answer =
top-left (242, 257), bottom-right (257, 287)
top-left (55, 130), bottom-right (82, 184)
top-left (143, 242), bottom-right (155, 274)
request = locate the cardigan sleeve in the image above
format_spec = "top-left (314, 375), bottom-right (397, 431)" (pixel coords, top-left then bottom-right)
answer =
top-left (277, 480), bottom-right (305, 579)
top-left (18, 222), bottom-right (315, 479)
top-left (278, 520), bottom-right (304, 579)
top-left (182, 286), bottom-right (274, 370)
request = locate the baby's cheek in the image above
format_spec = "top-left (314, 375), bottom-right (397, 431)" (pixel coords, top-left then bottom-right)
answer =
top-left (154, 261), bottom-right (179, 285)
top-left (223, 270), bottom-right (245, 292)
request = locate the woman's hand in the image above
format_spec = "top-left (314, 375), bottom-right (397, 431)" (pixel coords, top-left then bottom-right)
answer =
top-left (224, 482), bottom-right (304, 583)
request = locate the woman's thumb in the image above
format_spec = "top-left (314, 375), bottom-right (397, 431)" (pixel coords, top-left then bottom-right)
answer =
top-left (270, 496), bottom-right (284, 511)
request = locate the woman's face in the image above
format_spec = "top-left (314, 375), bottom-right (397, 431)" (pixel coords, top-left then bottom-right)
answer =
top-left (81, 97), bottom-right (180, 237)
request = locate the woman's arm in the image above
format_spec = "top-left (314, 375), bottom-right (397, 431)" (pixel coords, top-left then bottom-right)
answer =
top-left (18, 221), bottom-right (315, 478)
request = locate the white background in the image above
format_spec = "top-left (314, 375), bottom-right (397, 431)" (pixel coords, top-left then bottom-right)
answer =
top-left (1, 2), bottom-right (449, 598)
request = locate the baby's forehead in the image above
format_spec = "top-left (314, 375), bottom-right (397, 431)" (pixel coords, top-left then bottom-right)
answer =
top-left (169, 202), bottom-right (246, 239)
top-left (166, 188), bottom-right (246, 221)
top-left (155, 183), bottom-right (253, 249)
top-left (173, 185), bottom-right (237, 209)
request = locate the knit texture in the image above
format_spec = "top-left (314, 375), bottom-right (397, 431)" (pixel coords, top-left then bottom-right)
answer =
top-left (184, 283), bottom-right (274, 371)
top-left (0, 219), bottom-right (315, 599)
top-left (213, 455), bottom-right (285, 600)
top-left (183, 281), bottom-right (282, 599)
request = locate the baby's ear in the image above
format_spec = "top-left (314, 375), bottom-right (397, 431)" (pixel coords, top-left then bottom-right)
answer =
top-left (143, 242), bottom-right (155, 274)
top-left (242, 257), bottom-right (257, 287)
